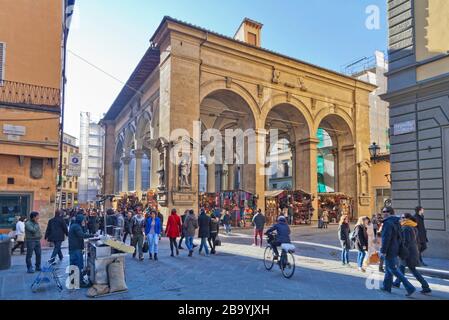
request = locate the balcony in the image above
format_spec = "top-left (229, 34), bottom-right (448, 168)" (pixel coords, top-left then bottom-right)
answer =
top-left (0, 80), bottom-right (60, 107)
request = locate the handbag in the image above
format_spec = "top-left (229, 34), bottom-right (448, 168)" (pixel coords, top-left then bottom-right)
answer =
top-left (142, 239), bottom-right (149, 253)
top-left (16, 234), bottom-right (25, 242)
top-left (214, 237), bottom-right (221, 246)
top-left (369, 252), bottom-right (380, 264)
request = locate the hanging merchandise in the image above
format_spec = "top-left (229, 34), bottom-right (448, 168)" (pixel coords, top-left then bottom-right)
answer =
top-left (318, 192), bottom-right (354, 223)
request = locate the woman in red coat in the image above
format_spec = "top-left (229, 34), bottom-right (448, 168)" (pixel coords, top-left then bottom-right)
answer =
top-left (165, 208), bottom-right (182, 256)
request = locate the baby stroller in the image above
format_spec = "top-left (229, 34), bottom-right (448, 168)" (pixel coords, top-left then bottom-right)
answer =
top-left (30, 260), bottom-right (64, 293)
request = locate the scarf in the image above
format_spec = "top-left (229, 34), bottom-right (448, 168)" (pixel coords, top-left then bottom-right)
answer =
top-left (401, 219), bottom-right (417, 228)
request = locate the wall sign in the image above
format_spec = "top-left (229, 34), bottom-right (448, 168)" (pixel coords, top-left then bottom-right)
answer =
top-left (394, 120), bottom-right (416, 135)
top-left (67, 153), bottom-right (82, 177)
top-left (3, 124), bottom-right (26, 136)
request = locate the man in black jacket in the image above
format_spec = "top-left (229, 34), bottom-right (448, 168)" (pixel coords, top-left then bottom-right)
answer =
top-left (69, 214), bottom-right (93, 288)
top-left (198, 209), bottom-right (211, 256)
top-left (380, 207), bottom-right (415, 296)
top-left (414, 206), bottom-right (428, 266)
top-left (123, 211), bottom-right (133, 243)
top-left (45, 210), bottom-right (68, 264)
top-left (178, 210), bottom-right (188, 249)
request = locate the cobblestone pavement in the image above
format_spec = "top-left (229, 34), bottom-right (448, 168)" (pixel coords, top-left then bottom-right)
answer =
top-left (1, 224), bottom-right (449, 300)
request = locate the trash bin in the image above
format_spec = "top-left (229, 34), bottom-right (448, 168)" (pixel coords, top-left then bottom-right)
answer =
top-left (0, 235), bottom-right (12, 270)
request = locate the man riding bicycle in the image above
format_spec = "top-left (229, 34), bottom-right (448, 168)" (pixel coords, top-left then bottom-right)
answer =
top-left (265, 216), bottom-right (291, 260)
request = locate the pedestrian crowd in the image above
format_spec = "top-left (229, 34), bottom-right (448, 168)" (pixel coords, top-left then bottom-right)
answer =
top-left (337, 205), bottom-right (431, 297)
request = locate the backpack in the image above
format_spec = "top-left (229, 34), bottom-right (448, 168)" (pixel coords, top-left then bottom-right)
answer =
top-left (398, 225), bottom-right (409, 260)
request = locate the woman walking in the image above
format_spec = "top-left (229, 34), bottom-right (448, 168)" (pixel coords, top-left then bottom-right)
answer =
top-left (363, 217), bottom-right (377, 268)
top-left (145, 211), bottom-right (162, 261)
top-left (208, 213), bottom-right (220, 254)
top-left (11, 216), bottom-right (26, 255)
top-left (354, 216), bottom-right (369, 272)
top-left (166, 208), bottom-right (182, 257)
top-left (338, 215), bottom-right (351, 266)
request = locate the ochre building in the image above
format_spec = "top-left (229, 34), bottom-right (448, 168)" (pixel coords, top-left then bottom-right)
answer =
top-left (102, 17), bottom-right (375, 220)
top-left (0, 0), bottom-right (66, 231)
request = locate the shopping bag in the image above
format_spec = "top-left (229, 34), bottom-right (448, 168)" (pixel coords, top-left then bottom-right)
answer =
top-left (369, 252), bottom-right (380, 265)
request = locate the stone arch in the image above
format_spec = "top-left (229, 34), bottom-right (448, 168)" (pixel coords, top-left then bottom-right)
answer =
top-left (260, 94), bottom-right (314, 136)
top-left (114, 137), bottom-right (124, 162)
top-left (200, 79), bottom-right (261, 125)
top-left (314, 112), bottom-right (354, 147)
top-left (135, 111), bottom-right (152, 149)
top-left (123, 125), bottom-right (136, 155)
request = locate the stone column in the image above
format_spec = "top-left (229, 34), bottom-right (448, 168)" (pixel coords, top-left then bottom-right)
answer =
top-left (134, 150), bottom-right (144, 192)
top-left (207, 163), bottom-right (216, 193)
top-left (255, 129), bottom-right (267, 211)
top-left (296, 138), bottom-right (319, 220)
top-left (113, 161), bottom-right (120, 193)
top-left (121, 156), bottom-right (131, 192)
top-left (227, 164), bottom-right (235, 190)
top-left (101, 120), bottom-right (116, 195)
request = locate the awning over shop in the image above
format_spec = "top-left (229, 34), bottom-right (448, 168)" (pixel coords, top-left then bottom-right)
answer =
top-left (265, 190), bottom-right (285, 198)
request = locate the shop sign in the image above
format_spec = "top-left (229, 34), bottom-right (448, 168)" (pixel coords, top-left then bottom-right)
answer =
top-left (394, 120), bottom-right (415, 135)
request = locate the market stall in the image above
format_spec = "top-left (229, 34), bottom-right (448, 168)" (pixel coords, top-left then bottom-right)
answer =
top-left (199, 190), bottom-right (257, 227)
top-left (318, 192), bottom-right (354, 223)
top-left (265, 190), bottom-right (313, 226)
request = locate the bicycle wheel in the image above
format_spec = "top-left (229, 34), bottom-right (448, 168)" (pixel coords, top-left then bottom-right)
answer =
top-left (281, 252), bottom-right (296, 279)
top-left (263, 246), bottom-right (275, 270)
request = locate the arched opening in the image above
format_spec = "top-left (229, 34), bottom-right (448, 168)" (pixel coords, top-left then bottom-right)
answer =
top-left (200, 89), bottom-right (257, 193)
top-left (264, 103), bottom-right (310, 191)
top-left (316, 114), bottom-right (353, 194)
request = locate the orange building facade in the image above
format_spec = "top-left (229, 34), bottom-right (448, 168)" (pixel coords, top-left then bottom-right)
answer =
top-left (0, 0), bottom-right (66, 232)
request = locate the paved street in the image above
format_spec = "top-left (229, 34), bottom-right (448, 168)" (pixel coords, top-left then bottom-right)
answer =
top-left (1, 224), bottom-right (449, 300)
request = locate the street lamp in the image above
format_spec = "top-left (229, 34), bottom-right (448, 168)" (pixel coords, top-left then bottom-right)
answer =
top-left (369, 142), bottom-right (380, 163)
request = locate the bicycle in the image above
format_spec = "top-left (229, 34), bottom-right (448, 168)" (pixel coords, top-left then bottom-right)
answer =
top-left (263, 233), bottom-right (296, 278)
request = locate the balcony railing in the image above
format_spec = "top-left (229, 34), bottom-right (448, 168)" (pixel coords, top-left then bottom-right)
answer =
top-left (0, 80), bottom-right (60, 107)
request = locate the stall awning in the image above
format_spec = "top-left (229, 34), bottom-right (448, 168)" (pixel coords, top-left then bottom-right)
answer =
top-left (265, 190), bottom-right (285, 198)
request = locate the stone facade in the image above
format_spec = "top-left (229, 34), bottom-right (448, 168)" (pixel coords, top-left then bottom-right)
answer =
top-left (383, 0), bottom-right (449, 258)
top-left (102, 17), bottom-right (375, 221)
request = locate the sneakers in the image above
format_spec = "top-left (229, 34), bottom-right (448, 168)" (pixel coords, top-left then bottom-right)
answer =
top-left (421, 288), bottom-right (432, 295)
top-left (27, 267), bottom-right (35, 274)
top-left (380, 286), bottom-right (391, 293)
top-left (139, 256), bottom-right (144, 261)
top-left (358, 267), bottom-right (366, 273)
top-left (35, 267), bottom-right (42, 272)
top-left (48, 258), bottom-right (56, 265)
top-left (405, 288), bottom-right (416, 297)
top-left (188, 250), bottom-right (193, 257)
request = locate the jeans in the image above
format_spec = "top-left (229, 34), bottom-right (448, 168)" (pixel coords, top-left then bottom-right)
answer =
top-left (357, 250), bottom-right (366, 268)
top-left (393, 265), bottom-right (430, 289)
top-left (69, 249), bottom-right (84, 284)
top-left (25, 240), bottom-right (41, 269)
top-left (50, 241), bottom-right (63, 260)
top-left (199, 237), bottom-right (209, 255)
top-left (254, 229), bottom-right (263, 246)
top-left (186, 236), bottom-right (194, 251)
top-left (132, 233), bottom-right (144, 258)
top-left (383, 257), bottom-right (415, 293)
top-left (341, 248), bottom-right (349, 264)
top-left (147, 233), bottom-right (159, 254)
top-left (224, 224), bottom-right (232, 234)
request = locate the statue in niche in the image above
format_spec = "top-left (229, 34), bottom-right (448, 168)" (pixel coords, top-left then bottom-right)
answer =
top-left (179, 153), bottom-right (191, 188)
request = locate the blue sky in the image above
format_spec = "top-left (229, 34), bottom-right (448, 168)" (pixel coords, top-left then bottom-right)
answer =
top-left (65, 0), bottom-right (387, 138)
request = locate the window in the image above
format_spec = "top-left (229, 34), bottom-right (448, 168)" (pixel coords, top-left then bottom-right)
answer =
top-left (0, 42), bottom-right (5, 84)
top-left (69, 181), bottom-right (73, 189)
top-left (7, 177), bottom-right (14, 185)
top-left (63, 157), bottom-right (67, 165)
top-left (63, 146), bottom-right (68, 152)
top-left (63, 181), bottom-right (67, 188)
top-left (283, 162), bottom-right (290, 177)
top-left (75, 182), bottom-right (78, 189)
top-left (70, 148), bottom-right (73, 153)
top-left (247, 32), bottom-right (257, 46)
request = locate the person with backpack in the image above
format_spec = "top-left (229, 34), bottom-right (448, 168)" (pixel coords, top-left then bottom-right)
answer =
top-left (392, 213), bottom-right (432, 294)
top-left (183, 209), bottom-right (198, 257)
top-left (45, 209), bottom-right (69, 264)
top-left (130, 210), bottom-right (145, 261)
top-left (353, 216), bottom-right (369, 272)
top-left (380, 206), bottom-right (416, 297)
top-left (208, 213), bottom-right (220, 254)
top-left (166, 208), bottom-right (182, 257)
top-left (338, 214), bottom-right (351, 266)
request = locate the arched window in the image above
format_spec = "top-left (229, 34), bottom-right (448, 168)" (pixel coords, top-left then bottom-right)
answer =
top-left (129, 157), bottom-right (136, 191)
top-left (142, 153), bottom-right (151, 191)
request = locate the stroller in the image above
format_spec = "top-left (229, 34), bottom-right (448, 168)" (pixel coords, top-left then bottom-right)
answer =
top-left (30, 260), bottom-right (64, 293)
